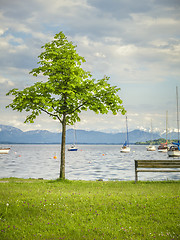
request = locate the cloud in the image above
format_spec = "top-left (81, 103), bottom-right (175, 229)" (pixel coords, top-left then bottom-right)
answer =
top-left (0, 76), bottom-right (14, 87)
top-left (0, 0), bottom-right (180, 133)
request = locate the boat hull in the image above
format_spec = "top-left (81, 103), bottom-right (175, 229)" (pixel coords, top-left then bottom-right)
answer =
top-left (158, 148), bottom-right (168, 153)
top-left (158, 143), bottom-right (168, 152)
top-left (168, 145), bottom-right (180, 157)
top-left (68, 148), bottom-right (78, 151)
top-left (147, 145), bottom-right (156, 151)
top-left (120, 146), bottom-right (130, 153)
top-left (68, 145), bottom-right (78, 151)
top-left (168, 150), bottom-right (180, 157)
top-left (0, 148), bottom-right (10, 154)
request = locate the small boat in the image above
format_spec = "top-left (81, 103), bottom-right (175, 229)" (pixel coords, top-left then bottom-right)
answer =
top-left (158, 142), bottom-right (168, 152)
top-left (0, 148), bottom-right (10, 154)
top-left (147, 145), bottom-right (156, 151)
top-left (120, 116), bottom-right (130, 153)
top-left (68, 127), bottom-right (78, 151)
top-left (68, 145), bottom-right (78, 151)
top-left (168, 144), bottom-right (180, 157)
top-left (120, 142), bottom-right (130, 153)
top-left (168, 87), bottom-right (180, 157)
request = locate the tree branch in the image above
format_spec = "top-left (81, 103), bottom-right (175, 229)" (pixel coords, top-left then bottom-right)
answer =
top-left (67, 100), bottom-right (88, 115)
top-left (39, 107), bottom-right (62, 123)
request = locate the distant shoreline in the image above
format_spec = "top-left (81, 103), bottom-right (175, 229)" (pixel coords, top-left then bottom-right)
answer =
top-left (0, 142), bottom-right (126, 145)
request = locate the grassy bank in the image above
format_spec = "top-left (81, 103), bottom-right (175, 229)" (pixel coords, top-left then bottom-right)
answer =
top-left (0, 178), bottom-right (180, 239)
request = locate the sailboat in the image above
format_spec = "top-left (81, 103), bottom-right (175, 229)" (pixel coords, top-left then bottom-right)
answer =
top-left (68, 127), bottom-right (78, 151)
top-left (158, 111), bottom-right (169, 152)
top-left (158, 142), bottom-right (168, 152)
top-left (147, 120), bottom-right (156, 151)
top-left (168, 87), bottom-right (180, 157)
top-left (0, 148), bottom-right (10, 154)
top-left (120, 116), bottom-right (130, 153)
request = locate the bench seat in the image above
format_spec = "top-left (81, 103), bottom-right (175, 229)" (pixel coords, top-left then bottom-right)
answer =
top-left (135, 160), bottom-right (180, 182)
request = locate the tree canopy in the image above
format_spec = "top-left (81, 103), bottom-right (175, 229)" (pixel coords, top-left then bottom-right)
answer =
top-left (6, 31), bottom-right (126, 179)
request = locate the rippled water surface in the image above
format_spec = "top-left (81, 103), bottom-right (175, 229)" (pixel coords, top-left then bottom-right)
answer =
top-left (0, 144), bottom-right (179, 181)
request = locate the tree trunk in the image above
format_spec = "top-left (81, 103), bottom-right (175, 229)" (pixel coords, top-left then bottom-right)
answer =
top-left (60, 113), bottom-right (66, 179)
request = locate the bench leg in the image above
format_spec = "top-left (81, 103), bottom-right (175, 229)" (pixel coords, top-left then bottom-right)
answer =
top-left (135, 170), bottom-right (138, 183)
top-left (135, 160), bottom-right (138, 183)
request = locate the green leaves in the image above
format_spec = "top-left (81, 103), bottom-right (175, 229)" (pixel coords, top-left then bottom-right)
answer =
top-left (7, 31), bottom-right (126, 126)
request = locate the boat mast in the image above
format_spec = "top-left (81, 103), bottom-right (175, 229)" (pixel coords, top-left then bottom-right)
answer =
top-left (150, 119), bottom-right (153, 145)
top-left (73, 126), bottom-right (76, 146)
top-left (166, 111), bottom-right (168, 144)
top-left (176, 86), bottom-right (179, 142)
top-left (126, 116), bottom-right (129, 146)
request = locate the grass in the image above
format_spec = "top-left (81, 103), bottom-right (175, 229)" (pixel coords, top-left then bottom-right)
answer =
top-left (0, 178), bottom-right (180, 239)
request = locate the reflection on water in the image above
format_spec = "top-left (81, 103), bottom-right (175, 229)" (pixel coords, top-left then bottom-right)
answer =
top-left (0, 144), bottom-right (179, 181)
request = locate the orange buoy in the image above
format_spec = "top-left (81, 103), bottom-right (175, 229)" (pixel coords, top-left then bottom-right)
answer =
top-left (53, 156), bottom-right (57, 159)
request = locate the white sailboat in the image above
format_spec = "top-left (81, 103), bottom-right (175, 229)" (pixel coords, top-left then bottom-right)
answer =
top-left (147, 145), bottom-right (156, 151)
top-left (168, 87), bottom-right (180, 157)
top-left (147, 120), bottom-right (156, 151)
top-left (68, 127), bottom-right (78, 151)
top-left (120, 116), bottom-right (130, 153)
top-left (0, 148), bottom-right (10, 154)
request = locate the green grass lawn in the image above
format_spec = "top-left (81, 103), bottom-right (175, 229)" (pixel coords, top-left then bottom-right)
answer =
top-left (0, 178), bottom-right (180, 239)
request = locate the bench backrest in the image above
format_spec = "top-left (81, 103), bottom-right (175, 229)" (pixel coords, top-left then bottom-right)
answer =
top-left (135, 160), bottom-right (180, 168)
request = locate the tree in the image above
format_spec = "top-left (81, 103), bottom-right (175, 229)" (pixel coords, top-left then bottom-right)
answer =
top-left (6, 31), bottom-right (126, 179)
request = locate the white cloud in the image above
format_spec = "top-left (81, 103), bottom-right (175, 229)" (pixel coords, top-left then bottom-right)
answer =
top-left (131, 14), bottom-right (179, 27)
top-left (116, 45), bottom-right (137, 56)
top-left (0, 0), bottom-right (180, 133)
top-left (0, 76), bottom-right (14, 87)
top-left (94, 52), bottom-right (106, 58)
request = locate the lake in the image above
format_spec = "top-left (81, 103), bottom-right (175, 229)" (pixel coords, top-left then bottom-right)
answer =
top-left (0, 144), bottom-right (179, 181)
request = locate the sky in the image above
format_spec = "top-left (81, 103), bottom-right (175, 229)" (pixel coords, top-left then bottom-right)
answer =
top-left (0, 0), bottom-right (180, 134)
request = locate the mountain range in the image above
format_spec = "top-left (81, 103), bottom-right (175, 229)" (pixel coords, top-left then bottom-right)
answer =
top-left (0, 124), bottom-right (178, 144)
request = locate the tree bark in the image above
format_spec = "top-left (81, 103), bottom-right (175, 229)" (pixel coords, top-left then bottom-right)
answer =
top-left (60, 113), bottom-right (66, 179)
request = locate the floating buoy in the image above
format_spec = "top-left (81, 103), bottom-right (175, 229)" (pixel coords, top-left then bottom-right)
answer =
top-left (102, 154), bottom-right (105, 156)
top-left (53, 156), bottom-right (57, 159)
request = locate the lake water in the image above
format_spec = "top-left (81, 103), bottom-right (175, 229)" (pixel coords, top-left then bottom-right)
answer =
top-left (0, 144), bottom-right (179, 181)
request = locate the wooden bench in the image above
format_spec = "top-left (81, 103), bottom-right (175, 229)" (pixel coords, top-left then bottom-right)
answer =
top-left (135, 160), bottom-right (180, 182)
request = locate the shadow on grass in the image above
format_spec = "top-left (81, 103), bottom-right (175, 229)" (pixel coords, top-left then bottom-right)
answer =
top-left (47, 178), bottom-right (73, 184)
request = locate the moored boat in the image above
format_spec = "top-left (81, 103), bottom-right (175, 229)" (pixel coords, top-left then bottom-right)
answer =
top-left (158, 111), bottom-right (168, 153)
top-left (147, 145), bottom-right (156, 151)
top-left (158, 143), bottom-right (168, 152)
top-left (120, 116), bottom-right (130, 153)
top-left (168, 87), bottom-right (180, 157)
top-left (120, 144), bottom-right (130, 153)
top-left (68, 145), bottom-right (78, 151)
top-left (0, 148), bottom-right (10, 154)
top-left (168, 144), bottom-right (180, 157)
top-left (68, 127), bottom-right (78, 151)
